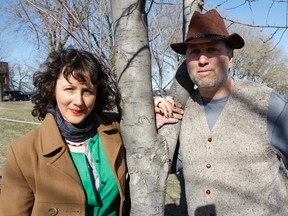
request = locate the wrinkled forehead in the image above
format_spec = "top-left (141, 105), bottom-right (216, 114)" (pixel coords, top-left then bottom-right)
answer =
top-left (185, 41), bottom-right (231, 56)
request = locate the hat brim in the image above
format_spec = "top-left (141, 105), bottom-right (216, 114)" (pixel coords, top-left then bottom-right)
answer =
top-left (170, 33), bottom-right (245, 55)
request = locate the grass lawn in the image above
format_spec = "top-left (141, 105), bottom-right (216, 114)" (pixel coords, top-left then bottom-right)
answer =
top-left (0, 101), bottom-right (40, 175)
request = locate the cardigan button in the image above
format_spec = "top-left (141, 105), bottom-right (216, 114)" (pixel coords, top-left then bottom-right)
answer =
top-left (48, 207), bottom-right (58, 215)
top-left (206, 164), bottom-right (211, 168)
top-left (206, 189), bottom-right (211, 195)
top-left (208, 137), bottom-right (212, 142)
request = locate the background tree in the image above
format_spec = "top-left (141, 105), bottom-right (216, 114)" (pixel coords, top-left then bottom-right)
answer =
top-left (0, 0), bottom-right (114, 66)
top-left (148, 0), bottom-right (182, 96)
top-left (0, 34), bottom-right (8, 62)
top-left (230, 25), bottom-right (288, 93)
top-left (148, 0), bottom-right (204, 96)
top-left (1, 0), bottom-right (288, 94)
top-left (8, 63), bottom-right (33, 92)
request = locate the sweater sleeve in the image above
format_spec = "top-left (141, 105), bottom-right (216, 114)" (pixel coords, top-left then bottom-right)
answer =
top-left (268, 91), bottom-right (288, 169)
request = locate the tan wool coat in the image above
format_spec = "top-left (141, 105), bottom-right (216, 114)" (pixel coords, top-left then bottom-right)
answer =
top-left (0, 113), bottom-right (126, 216)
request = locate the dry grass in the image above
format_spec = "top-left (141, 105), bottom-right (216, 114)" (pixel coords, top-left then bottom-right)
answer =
top-left (0, 101), bottom-right (39, 122)
top-left (0, 101), bottom-right (40, 175)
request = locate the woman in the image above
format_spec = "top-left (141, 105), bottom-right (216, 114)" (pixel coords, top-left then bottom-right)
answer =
top-left (0, 48), bottom-right (126, 216)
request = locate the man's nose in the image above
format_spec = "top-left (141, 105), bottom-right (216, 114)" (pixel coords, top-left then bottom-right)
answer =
top-left (198, 53), bottom-right (209, 64)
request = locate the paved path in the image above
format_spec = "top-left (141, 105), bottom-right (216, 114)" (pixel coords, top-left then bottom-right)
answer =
top-left (0, 117), bottom-right (40, 125)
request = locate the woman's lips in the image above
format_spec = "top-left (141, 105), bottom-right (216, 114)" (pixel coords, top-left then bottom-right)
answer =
top-left (71, 109), bottom-right (82, 114)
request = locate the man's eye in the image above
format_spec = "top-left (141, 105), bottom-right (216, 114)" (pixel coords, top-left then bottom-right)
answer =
top-left (207, 48), bottom-right (218, 52)
top-left (189, 49), bottom-right (198, 54)
top-left (188, 50), bottom-right (200, 56)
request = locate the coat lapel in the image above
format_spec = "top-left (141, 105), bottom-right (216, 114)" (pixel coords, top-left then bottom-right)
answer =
top-left (38, 113), bottom-right (122, 186)
top-left (95, 114), bottom-right (122, 168)
top-left (39, 114), bottom-right (82, 185)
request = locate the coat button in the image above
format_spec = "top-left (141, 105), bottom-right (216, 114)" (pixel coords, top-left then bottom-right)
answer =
top-left (48, 207), bottom-right (58, 216)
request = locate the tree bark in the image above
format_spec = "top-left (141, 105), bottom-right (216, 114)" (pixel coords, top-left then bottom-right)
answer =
top-left (182, 0), bottom-right (204, 41)
top-left (111, 1), bottom-right (170, 215)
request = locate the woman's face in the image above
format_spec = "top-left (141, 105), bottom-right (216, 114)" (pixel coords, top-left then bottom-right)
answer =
top-left (55, 71), bottom-right (97, 124)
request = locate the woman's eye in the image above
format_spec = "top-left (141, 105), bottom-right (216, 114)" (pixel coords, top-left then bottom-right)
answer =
top-left (64, 88), bottom-right (74, 91)
top-left (83, 90), bottom-right (94, 95)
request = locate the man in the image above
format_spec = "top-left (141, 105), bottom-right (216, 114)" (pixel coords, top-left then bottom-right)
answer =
top-left (160, 9), bottom-right (288, 215)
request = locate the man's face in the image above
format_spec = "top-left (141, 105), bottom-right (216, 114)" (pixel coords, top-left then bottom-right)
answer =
top-left (186, 41), bottom-right (233, 96)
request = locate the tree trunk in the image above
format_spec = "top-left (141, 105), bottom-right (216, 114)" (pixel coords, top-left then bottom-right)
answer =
top-left (182, 0), bottom-right (204, 41)
top-left (111, 1), bottom-right (170, 215)
top-left (159, 0), bottom-right (203, 164)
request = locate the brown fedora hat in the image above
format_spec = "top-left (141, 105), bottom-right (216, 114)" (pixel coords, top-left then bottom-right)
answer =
top-left (171, 9), bottom-right (245, 55)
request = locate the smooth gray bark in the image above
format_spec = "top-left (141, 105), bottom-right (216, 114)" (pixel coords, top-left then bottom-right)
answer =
top-left (111, 1), bottom-right (170, 215)
top-left (183, 0), bottom-right (204, 41)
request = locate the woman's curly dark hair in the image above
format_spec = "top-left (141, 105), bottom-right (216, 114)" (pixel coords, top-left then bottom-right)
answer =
top-left (31, 48), bottom-right (121, 120)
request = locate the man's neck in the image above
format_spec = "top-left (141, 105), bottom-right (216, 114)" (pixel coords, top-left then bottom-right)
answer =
top-left (199, 76), bottom-right (234, 99)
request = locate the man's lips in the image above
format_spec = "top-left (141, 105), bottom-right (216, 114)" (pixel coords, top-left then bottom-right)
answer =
top-left (198, 69), bottom-right (212, 75)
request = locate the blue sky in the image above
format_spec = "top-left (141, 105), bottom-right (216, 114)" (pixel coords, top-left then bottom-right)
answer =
top-left (206, 0), bottom-right (288, 53)
top-left (1, 0), bottom-right (288, 65)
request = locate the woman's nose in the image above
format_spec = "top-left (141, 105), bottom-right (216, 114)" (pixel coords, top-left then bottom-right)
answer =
top-left (73, 92), bottom-right (83, 105)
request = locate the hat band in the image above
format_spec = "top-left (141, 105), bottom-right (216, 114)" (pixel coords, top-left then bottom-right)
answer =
top-left (185, 34), bottom-right (226, 42)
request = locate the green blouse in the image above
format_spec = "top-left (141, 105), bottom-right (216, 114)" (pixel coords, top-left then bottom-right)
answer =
top-left (69, 134), bottom-right (119, 216)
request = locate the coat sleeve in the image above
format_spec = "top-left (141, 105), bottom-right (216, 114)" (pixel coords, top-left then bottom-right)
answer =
top-left (0, 145), bottom-right (34, 215)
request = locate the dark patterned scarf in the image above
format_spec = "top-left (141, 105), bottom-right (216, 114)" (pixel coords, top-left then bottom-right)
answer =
top-left (48, 106), bottom-right (97, 142)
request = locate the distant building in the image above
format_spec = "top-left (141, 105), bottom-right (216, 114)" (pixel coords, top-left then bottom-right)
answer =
top-left (0, 62), bottom-right (9, 93)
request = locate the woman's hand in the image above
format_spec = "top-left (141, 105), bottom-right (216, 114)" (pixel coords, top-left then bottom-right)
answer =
top-left (154, 96), bottom-right (184, 129)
